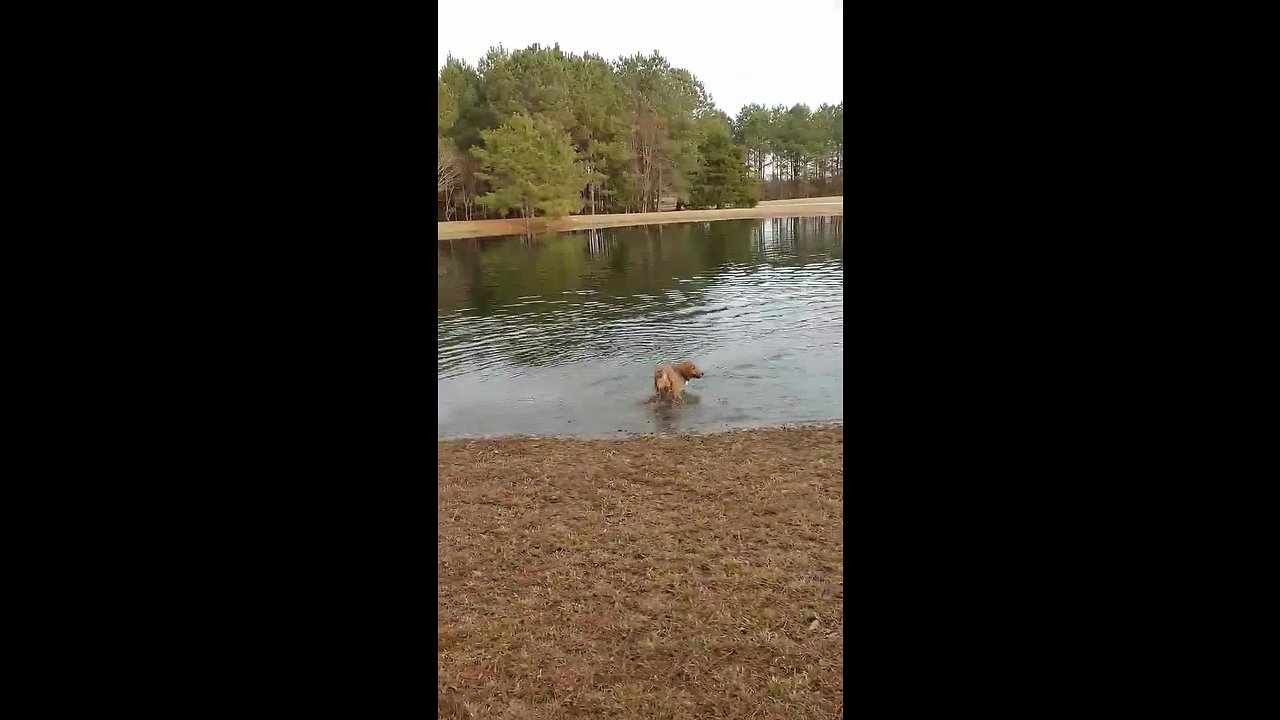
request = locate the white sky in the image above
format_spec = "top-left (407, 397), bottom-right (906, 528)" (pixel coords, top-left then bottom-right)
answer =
top-left (438, 0), bottom-right (843, 119)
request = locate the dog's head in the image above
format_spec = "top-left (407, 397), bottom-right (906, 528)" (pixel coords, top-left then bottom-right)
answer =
top-left (675, 361), bottom-right (703, 379)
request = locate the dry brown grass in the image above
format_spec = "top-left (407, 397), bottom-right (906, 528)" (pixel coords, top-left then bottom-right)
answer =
top-left (438, 425), bottom-right (844, 719)
top-left (436, 197), bottom-right (844, 240)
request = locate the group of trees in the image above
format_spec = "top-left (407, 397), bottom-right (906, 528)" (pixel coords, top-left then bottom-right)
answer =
top-left (733, 102), bottom-right (843, 199)
top-left (438, 44), bottom-right (842, 222)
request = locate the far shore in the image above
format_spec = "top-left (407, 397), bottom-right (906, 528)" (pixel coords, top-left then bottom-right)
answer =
top-left (437, 196), bottom-right (843, 240)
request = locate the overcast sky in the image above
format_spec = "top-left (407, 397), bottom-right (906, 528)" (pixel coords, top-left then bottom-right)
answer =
top-left (438, 0), bottom-right (843, 119)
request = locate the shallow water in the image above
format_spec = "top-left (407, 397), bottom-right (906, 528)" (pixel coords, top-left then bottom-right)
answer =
top-left (437, 217), bottom-right (843, 439)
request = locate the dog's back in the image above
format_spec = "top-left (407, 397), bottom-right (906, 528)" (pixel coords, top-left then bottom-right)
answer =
top-left (654, 365), bottom-right (678, 398)
top-left (654, 361), bottom-right (702, 404)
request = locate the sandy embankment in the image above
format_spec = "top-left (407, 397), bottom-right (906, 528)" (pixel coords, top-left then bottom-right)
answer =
top-left (437, 196), bottom-right (843, 240)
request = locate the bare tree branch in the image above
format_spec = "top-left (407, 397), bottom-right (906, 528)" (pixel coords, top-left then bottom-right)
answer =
top-left (438, 152), bottom-right (461, 192)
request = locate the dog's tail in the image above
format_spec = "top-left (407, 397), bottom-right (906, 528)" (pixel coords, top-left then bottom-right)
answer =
top-left (654, 368), bottom-right (672, 397)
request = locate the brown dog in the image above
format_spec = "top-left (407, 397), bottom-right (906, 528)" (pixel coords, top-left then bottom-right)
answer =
top-left (653, 360), bottom-right (704, 405)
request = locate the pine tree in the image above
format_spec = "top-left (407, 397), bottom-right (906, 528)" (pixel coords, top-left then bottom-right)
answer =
top-left (472, 113), bottom-right (587, 233)
top-left (689, 131), bottom-right (757, 209)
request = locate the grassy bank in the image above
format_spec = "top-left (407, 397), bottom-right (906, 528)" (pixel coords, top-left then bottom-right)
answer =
top-left (438, 425), bottom-right (844, 719)
top-left (437, 197), bottom-right (843, 240)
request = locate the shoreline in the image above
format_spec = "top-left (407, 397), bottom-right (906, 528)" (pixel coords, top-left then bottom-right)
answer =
top-left (437, 196), bottom-right (843, 240)
top-left (438, 421), bottom-right (843, 444)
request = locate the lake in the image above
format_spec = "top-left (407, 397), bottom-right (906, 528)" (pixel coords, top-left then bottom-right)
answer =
top-left (437, 217), bottom-right (843, 439)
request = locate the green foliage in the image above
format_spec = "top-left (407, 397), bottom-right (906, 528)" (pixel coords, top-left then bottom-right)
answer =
top-left (472, 113), bottom-right (587, 220)
top-left (730, 101), bottom-right (842, 197)
top-left (734, 104), bottom-right (772, 151)
top-left (439, 55), bottom-right (492, 151)
top-left (438, 79), bottom-right (458, 136)
top-left (689, 130), bottom-right (756, 209)
top-left (438, 135), bottom-right (455, 162)
top-left (436, 45), bottom-right (842, 219)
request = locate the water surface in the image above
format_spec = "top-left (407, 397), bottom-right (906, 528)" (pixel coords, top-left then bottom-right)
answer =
top-left (438, 217), bottom-right (843, 438)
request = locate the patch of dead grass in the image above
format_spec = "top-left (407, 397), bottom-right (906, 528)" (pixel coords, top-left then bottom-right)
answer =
top-left (439, 425), bottom-right (843, 719)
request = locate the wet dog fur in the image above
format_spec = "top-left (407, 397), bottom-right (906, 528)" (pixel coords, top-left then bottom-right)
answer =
top-left (653, 360), bottom-right (704, 405)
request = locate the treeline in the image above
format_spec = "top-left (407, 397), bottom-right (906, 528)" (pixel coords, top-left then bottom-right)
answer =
top-left (438, 44), bottom-right (842, 223)
top-left (734, 103), bottom-right (843, 201)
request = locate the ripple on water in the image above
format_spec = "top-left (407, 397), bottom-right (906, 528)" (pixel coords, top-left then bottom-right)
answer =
top-left (438, 216), bottom-right (843, 436)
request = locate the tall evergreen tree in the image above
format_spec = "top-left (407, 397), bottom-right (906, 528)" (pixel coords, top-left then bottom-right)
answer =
top-left (690, 131), bottom-right (757, 209)
top-left (472, 113), bottom-right (587, 233)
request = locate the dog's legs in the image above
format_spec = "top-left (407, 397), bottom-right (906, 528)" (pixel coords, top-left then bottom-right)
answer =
top-left (655, 371), bottom-right (673, 405)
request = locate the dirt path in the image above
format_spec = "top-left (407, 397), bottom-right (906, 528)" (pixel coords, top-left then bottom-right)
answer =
top-left (437, 197), bottom-right (844, 240)
top-left (438, 424), bottom-right (844, 718)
